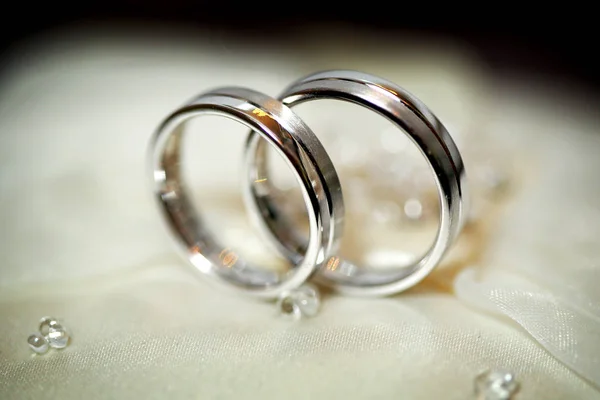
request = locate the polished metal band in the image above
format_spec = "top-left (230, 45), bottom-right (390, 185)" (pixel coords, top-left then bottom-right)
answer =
top-left (244, 70), bottom-right (468, 296)
top-left (150, 87), bottom-right (342, 298)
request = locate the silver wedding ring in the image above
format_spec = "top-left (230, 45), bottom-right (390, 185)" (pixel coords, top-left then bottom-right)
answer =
top-left (150, 71), bottom-right (467, 299)
top-left (150, 87), bottom-right (341, 298)
top-left (245, 71), bottom-right (467, 296)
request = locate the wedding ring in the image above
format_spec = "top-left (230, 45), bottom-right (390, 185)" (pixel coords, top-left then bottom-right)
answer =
top-left (244, 70), bottom-right (468, 296)
top-left (150, 87), bottom-right (343, 298)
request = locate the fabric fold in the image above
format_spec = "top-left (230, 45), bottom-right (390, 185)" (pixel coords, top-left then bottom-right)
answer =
top-left (455, 268), bottom-right (600, 388)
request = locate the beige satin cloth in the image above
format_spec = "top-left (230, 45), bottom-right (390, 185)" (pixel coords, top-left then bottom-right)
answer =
top-left (0, 26), bottom-right (599, 399)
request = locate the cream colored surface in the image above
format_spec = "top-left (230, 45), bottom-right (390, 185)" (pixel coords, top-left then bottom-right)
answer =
top-left (0, 26), bottom-right (599, 399)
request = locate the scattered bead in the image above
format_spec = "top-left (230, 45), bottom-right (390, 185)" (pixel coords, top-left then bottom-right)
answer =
top-left (29, 316), bottom-right (70, 354)
top-left (27, 333), bottom-right (49, 354)
top-left (475, 369), bottom-right (520, 400)
top-left (39, 316), bottom-right (60, 336)
top-left (277, 285), bottom-right (320, 320)
top-left (47, 324), bottom-right (69, 349)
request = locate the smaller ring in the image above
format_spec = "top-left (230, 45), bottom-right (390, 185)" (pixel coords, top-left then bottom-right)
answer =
top-left (149, 87), bottom-right (343, 299)
top-left (244, 70), bottom-right (468, 296)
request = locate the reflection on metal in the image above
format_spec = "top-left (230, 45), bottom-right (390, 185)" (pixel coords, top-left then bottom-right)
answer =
top-left (326, 256), bottom-right (340, 271)
top-left (219, 248), bottom-right (239, 268)
top-left (252, 108), bottom-right (268, 118)
top-left (368, 82), bottom-right (398, 97)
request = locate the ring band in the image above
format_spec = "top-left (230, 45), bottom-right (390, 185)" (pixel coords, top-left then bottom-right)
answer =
top-left (244, 70), bottom-right (468, 296)
top-left (150, 87), bottom-right (343, 298)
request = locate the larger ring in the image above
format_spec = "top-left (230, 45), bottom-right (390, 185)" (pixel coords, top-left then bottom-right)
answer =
top-left (150, 87), bottom-right (343, 299)
top-left (244, 70), bottom-right (468, 296)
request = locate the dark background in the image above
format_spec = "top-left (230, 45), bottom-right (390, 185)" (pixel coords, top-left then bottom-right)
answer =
top-left (1, 3), bottom-right (598, 94)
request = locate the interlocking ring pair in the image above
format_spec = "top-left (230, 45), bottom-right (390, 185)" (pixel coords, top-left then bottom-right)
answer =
top-left (150, 70), bottom-right (468, 299)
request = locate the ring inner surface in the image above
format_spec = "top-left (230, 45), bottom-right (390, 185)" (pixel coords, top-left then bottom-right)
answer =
top-left (158, 116), bottom-right (313, 290)
top-left (250, 99), bottom-right (442, 287)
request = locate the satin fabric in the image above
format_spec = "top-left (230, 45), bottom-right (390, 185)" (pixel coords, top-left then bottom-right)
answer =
top-left (1, 27), bottom-right (598, 399)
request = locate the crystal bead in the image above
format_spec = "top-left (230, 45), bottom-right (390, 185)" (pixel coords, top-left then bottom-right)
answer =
top-left (39, 316), bottom-right (60, 336)
top-left (27, 333), bottom-right (49, 354)
top-left (277, 285), bottom-right (320, 320)
top-left (277, 295), bottom-right (301, 319)
top-left (294, 285), bottom-right (320, 317)
top-left (475, 369), bottom-right (520, 400)
top-left (46, 324), bottom-right (70, 349)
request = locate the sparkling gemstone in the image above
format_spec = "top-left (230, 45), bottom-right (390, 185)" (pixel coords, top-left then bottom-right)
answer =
top-left (475, 369), bottom-right (520, 400)
top-left (46, 324), bottom-right (69, 349)
top-left (277, 285), bottom-right (320, 320)
top-left (27, 333), bottom-right (49, 354)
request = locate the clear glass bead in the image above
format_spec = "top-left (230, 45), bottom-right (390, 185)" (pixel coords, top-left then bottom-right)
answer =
top-left (39, 316), bottom-right (60, 336)
top-left (475, 369), bottom-right (520, 400)
top-left (277, 285), bottom-right (320, 320)
top-left (46, 323), bottom-right (69, 349)
top-left (277, 295), bottom-right (301, 319)
top-left (294, 285), bottom-right (320, 317)
top-left (27, 333), bottom-right (49, 354)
